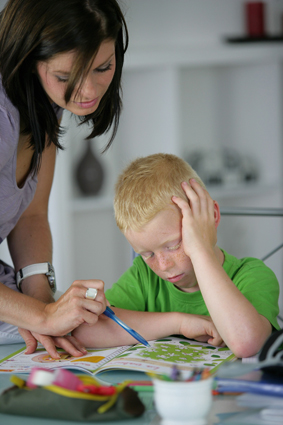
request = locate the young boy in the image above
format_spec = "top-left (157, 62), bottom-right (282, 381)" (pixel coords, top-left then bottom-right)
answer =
top-left (73, 154), bottom-right (280, 357)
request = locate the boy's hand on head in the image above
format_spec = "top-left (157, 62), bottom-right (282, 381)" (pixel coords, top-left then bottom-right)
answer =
top-left (172, 179), bottom-right (217, 257)
top-left (179, 313), bottom-right (224, 347)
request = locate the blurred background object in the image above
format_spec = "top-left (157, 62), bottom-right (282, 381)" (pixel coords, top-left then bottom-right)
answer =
top-left (188, 147), bottom-right (259, 187)
top-left (75, 139), bottom-right (105, 197)
top-left (245, 1), bottom-right (266, 38)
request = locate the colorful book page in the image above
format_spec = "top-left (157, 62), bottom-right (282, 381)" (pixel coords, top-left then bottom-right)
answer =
top-left (0, 336), bottom-right (235, 376)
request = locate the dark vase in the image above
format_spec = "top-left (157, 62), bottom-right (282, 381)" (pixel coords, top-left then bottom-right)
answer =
top-left (75, 139), bottom-right (104, 196)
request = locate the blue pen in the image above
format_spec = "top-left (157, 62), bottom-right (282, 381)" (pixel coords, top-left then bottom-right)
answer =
top-left (103, 306), bottom-right (150, 347)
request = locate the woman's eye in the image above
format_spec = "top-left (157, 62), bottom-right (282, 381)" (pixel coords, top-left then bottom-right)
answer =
top-left (168, 242), bottom-right (181, 251)
top-left (56, 76), bottom-right (69, 83)
top-left (96, 63), bottom-right (113, 73)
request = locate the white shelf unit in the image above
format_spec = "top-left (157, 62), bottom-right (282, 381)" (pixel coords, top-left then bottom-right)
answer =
top-left (51, 42), bottom-right (283, 315)
top-left (124, 44), bottom-right (283, 69)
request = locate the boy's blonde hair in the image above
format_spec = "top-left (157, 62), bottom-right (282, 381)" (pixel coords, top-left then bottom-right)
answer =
top-left (114, 153), bottom-right (206, 232)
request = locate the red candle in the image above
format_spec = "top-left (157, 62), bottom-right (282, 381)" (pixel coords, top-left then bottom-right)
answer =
top-left (245, 2), bottom-right (266, 37)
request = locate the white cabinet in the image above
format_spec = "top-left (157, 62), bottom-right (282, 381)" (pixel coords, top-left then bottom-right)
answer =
top-left (52, 42), bottom-right (283, 320)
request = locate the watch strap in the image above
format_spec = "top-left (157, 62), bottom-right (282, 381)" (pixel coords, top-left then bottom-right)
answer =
top-left (16, 263), bottom-right (55, 292)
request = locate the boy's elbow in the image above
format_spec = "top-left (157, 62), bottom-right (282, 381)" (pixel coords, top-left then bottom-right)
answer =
top-left (230, 341), bottom-right (259, 359)
top-left (228, 328), bottom-right (271, 359)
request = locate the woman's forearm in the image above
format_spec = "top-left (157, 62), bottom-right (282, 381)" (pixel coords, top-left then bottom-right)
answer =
top-left (8, 213), bottom-right (52, 271)
top-left (7, 143), bottom-right (56, 301)
top-left (7, 213), bottom-right (54, 302)
top-left (0, 282), bottom-right (49, 331)
top-left (0, 279), bottom-right (107, 337)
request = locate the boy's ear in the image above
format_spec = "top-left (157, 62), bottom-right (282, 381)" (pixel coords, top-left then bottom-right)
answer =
top-left (214, 201), bottom-right (221, 228)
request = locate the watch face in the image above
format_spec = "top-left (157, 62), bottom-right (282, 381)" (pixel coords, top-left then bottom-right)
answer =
top-left (47, 264), bottom-right (56, 292)
top-left (48, 276), bottom-right (56, 292)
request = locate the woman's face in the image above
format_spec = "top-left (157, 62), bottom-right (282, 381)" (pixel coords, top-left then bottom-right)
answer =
top-left (36, 40), bottom-right (116, 115)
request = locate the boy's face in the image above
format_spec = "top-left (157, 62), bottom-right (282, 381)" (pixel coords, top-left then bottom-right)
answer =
top-left (125, 206), bottom-right (199, 292)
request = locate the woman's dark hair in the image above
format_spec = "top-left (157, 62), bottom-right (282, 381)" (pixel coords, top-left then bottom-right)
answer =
top-left (0, 0), bottom-right (128, 174)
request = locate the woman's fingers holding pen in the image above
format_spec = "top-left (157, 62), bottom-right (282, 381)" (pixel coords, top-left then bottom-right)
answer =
top-left (63, 278), bottom-right (106, 315)
top-left (71, 279), bottom-right (107, 318)
top-left (43, 279), bottom-right (107, 336)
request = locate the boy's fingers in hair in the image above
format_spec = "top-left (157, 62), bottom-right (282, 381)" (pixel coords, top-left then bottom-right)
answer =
top-left (181, 181), bottom-right (199, 199)
top-left (180, 181), bottom-right (201, 213)
top-left (171, 194), bottom-right (192, 216)
top-left (188, 179), bottom-right (214, 215)
top-left (188, 179), bottom-right (211, 199)
top-left (189, 178), bottom-right (210, 202)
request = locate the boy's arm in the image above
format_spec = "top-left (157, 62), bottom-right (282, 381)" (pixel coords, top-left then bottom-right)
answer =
top-left (172, 180), bottom-right (272, 358)
top-left (72, 307), bottom-right (224, 348)
top-left (190, 248), bottom-right (271, 358)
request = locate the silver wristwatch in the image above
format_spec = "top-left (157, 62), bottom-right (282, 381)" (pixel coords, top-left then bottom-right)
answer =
top-left (16, 262), bottom-right (56, 293)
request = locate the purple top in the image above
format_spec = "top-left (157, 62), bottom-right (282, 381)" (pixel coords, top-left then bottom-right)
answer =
top-left (0, 75), bottom-right (63, 245)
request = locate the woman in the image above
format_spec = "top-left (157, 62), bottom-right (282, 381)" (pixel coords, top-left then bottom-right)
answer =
top-left (0, 0), bottom-right (128, 358)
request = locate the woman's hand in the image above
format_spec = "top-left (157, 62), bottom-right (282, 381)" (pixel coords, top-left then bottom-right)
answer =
top-left (172, 179), bottom-right (218, 258)
top-left (18, 328), bottom-right (88, 359)
top-left (41, 279), bottom-right (107, 337)
top-left (18, 278), bottom-right (107, 358)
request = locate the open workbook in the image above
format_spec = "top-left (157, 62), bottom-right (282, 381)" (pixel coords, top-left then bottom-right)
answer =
top-left (0, 336), bottom-right (236, 377)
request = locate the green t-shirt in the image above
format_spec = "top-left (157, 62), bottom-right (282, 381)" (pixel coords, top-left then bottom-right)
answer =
top-left (106, 249), bottom-right (280, 330)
